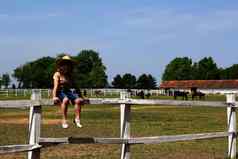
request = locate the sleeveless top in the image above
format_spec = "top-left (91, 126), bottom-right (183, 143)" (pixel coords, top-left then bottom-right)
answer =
top-left (53, 72), bottom-right (72, 91)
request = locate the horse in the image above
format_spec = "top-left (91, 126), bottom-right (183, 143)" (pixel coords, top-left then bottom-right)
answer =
top-left (192, 91), bottom-right (205, 100)
top-left (94, 90), bottom-right (103, 97)
top-left (145, 92), bottom-right (151, 99)
top-left (174, 91), bottom-right (189, 100)
top-left (137, 91), bottom-right (145, 99)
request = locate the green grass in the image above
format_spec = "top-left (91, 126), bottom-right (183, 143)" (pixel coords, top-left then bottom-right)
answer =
top-left (0, 102), bottom-right (231, 159)
top-left (0, 95), bottom-right (30, 100)
top-left (0, 94), bottom-right (234, 158)
top-left (0, 93), bottom-right (233, 101)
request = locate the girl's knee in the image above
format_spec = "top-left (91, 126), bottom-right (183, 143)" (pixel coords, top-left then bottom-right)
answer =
top-left (75, 98), bottom-right (83, 105)
top-left (62, 98), bottom-right (69, 105)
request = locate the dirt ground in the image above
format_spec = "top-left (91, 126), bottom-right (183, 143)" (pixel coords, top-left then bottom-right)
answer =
top-left (0, 117), bottom-right (60, 125)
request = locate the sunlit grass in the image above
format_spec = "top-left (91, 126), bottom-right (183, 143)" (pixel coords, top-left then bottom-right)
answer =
top-left (0, 102), bottom-right (230, 159)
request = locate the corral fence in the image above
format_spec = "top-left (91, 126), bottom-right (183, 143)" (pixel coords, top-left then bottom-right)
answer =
top-left (0, 88), bottom-right (163, 98)
top-left (0, 90), bottom-right (237, 159)
top-left (0, 89), bottom-right (51, 98)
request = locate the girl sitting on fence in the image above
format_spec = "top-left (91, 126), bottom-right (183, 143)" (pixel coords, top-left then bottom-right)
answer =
top-left (52, 55), bottom-right (84, 129)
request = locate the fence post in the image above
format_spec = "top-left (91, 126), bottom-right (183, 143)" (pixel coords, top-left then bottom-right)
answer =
top-left (24, 89), bottom-right (26, 97)
top-left (47, 89), bottom-right (51, 98)
top-left (28, 89), bottom-right (42, 159)
top-left (226, 93), bottom-right (236, 159)
top-left (91, 89), bottom-right (93, 97)
top-left (6, 89), bottom-right (9, 97)
top-left (120, 91), bottom-right (131, 159)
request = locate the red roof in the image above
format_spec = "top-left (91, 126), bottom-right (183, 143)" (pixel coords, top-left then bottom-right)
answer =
top-left (160, 80), bottom-right (238, 89)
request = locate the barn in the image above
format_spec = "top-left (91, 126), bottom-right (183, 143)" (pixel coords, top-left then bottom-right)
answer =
top-left (159, 80), bottom-right (238, 95)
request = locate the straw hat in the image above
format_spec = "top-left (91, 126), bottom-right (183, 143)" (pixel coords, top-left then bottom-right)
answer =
top-left (56, 55), bottom-right (76, 66)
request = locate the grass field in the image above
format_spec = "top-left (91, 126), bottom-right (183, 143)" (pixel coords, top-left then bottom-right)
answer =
top-left (1, 92), bottom-right (236, 101)
top-left (0, 97), bottom-right (232, 159)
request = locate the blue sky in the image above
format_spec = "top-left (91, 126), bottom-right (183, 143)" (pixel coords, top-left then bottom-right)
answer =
top-left (1, 1), bottom-right (238, 83)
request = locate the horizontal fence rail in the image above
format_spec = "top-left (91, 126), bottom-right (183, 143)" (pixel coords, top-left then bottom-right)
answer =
top-left (0, 90), bottom-right (237, 159)
top-left (38, 132), bottom-right (229, 146)
top-left (0, 98), bottom-right (234, 108)
top-left (0, 145), bottom-right (41, 154)
top-left (0, 88), bottom-right (163, 98)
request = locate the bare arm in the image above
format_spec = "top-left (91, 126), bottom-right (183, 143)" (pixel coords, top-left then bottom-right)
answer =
top-left (52, 72), bottom-right (60, 99)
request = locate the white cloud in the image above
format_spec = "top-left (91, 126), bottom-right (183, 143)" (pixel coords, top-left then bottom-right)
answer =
top-left (122, 8), bottom-right (238, 36)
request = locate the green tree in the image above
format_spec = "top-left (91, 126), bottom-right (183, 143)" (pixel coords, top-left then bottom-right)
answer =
top-left (112, 73), bottom-right (137, 89)
top-left (162, 57), bottom-right (193, 81)
top-left (13, 57), bottom-right (55, 88)
top-left (194, 57), bottom-right (220, 80)
top-left (13, 50), bottom-right (108, 89)
top-left (147, 74), bottom-right (157, 88)
top-left (13, 63), bottom-right (32, 88)
top-left (73, 50), bottom-right (108, 88)
top-left (137, 74), bottom-right (157, 89)
top-left (2, 73), bottom-right (11, 88)
top-left (0, 75), bottom-right (2, 88)
top-left (220, 64), bottom-right (238, 79)
top-left (122, 73), bottom-right (136, 89)
top-left (112, 74), bottom-right (123, 88)
top-left (31, 57), bottom-right (55, 88)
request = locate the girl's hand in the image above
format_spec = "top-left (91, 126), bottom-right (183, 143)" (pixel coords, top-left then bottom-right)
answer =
top-left (53, 97), bottom-right (60, 104)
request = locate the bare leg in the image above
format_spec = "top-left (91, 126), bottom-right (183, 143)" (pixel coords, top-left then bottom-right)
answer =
top-left (74, 98), bottom-right (83, 127)
top-left (61, 97), bottom-right (69, 124)
top-left (74, 98), bottom-right (82, 120)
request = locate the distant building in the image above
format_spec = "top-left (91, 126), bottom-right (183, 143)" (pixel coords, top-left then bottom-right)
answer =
top-left (159, 80), bottom-right (238, 95)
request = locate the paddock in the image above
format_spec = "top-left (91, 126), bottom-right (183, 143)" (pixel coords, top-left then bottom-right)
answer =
top-left (0, 90), bottom-right (237, 159)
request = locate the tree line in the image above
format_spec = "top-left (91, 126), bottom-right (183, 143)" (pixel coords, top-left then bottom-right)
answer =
top-left (162, 56), bottom-right (238, 81)
top-left (3, 53), bottom-right (236, 89)
top-left (12, 50), bottom-right (107, 89)
top-left (0, 73), bottom-right (11, 89)
top-left (4, 49), bottom-right (157, 89)
top-left (111, 73), bottom-right (157, 89)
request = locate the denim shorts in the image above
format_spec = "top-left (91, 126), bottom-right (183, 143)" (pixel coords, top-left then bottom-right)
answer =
top-left (57, 89), bottom-right (79, 104)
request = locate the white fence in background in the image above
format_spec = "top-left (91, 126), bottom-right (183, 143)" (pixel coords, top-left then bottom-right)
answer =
top-left (0, 89), bottom-right (163, 98)
top-left (0, 89), bottom-right (51, 98)
top-left (2, 88), bottom-right (238, 99)
top-left (0, 90), bottom-right (237, 159)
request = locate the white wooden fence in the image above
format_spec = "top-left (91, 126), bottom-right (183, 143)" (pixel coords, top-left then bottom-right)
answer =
top-left (0, 89), bottom-right (51, 98)
top-left (0, 88), bottom-right (163, 98)
top-left (0, 90), bottom-right (237, 159)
